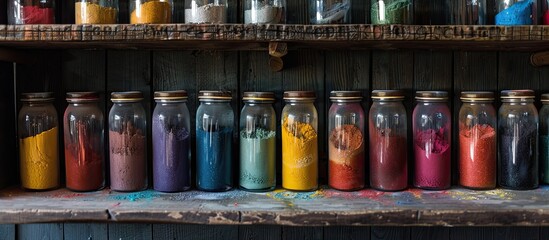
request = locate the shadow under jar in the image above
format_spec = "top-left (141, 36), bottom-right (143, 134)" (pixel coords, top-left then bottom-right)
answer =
top-left (130, 0), bottom-right (172, 23)
top-left (75, 0), bottom-right (118, 24)
top-left (309, 0), bottom-right (350, 24)
top-left (185, 0), bottom-right (228, 23)
top-left (64, 92), bottom-right (105, 192)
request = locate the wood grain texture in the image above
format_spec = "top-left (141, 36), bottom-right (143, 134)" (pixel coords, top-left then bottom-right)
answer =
top-left (0, 62), bottom-right (14, 188)
top-left (239, 225), bottom-right (282, 240)
top-left (18, 223), bottom-right (63, 240)
top-left (498, 52), bottom-right (540, 91)
top-left (108, 223), bottom-right (152, 240)
top-left (450, 227), bottom-right (495, 240)
top-left (64, 223), bottom-right (108, 240)
top-left (492, 227), bottom-right (539, 240)
top-left (152, 224), bottom-right (238, 240)
top-left (0, 224), bottom-right (14, 240)
top-left (371, 227), bottom-right (410, 240)
top-left (351, 0), bottom-right (367, 24)
top-left (287, 0), bottom-right (307, 24)
top-left (282, 226), bottom-right (323, 240)
top-left (324, 226), bottom-right (370, 240)
top-left (411, 227), bottom-right (449, 240)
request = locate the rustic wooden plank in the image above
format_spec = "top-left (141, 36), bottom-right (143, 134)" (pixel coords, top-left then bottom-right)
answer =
top-left (18, 223), bottom-right (63, 240)
top-left (108, 223), bottom-right (152, 240)
top-left (64, 223), bottom-right (108, 240)
top-left (287, 0), bottom-right (307, 24)
top-left (0, 224), bottom-right (15, 240)
top-left (371, 227), bottom-right (410, 240)
top-left (414, 1), bottom-right (449, 25)
top-left (239, 225), bottom-right (282, 240)
top-left (450, 227), bottom-right (495, 240)
top-left (324, 226), bottom-right (370, 240)
top-left (411, 227), bottom-right (449, 240)
top-left (351, 0), bottom-right (367, 24)
top-left (153, 224), bottom-right (238, 239)
top-left (498, 52), bottom-right (540, 91)
top-left (492, 227), bottom-right (539, 240)
top-left (0, 61), bottom-right (14, 188)
top-left (282, 226), bottom-right (323, 240)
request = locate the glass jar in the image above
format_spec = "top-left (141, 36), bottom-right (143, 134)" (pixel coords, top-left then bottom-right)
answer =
top-left (496, 0), bottom-right (536, 25)
top-left (152, 90), bottom-right (191, 193)
top-left (244, 0), bottom-right (285, 24)
top-left (108, 91), bottom-right (147, 192)
top-left (309, 0), bottom-right (350, 24)
top-left (8, 0), bottom-right (55, 24)
top-left (75, 0), bottom-right (118, 24)
top-left (18, 92), bottom-right (59, 191)
top-left (328, 91), bottom-right (365, 191)
top-left (130, 0), bottom-right (172, 23)
top-left (540, 94), bottom-right (549, 183)
top-left (544, 0), bottom-right (549, 24)
top-left (282, 91), bottom-right (318, 191)
top-left (458, 92), bottom-right (496, 190)
top-left (64, 92), bottom-right (105, 192)
top-left (185, 0), bottom-right (228, 23)
top-left (239, 92), bottom-right (276, 192)
top-left (196, 91), bottom-right (234, 192)
top-left (413, 91), bottom-right (451, 190)
top-left (499, 90), bottom-right (538, 190)
top-left (447, 0), bottom-right (486, 24)
top-left (371, 0), bottom-right (413, 24)
top-left (369, 90), bottom-right (407, 191)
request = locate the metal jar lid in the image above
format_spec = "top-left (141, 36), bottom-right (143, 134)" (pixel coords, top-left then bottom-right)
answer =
top-left (542, 93), bottom-right (549, 103)
top-left (21, 92), bottom-right (55, 102)
top-left (415, 91), bottom-right (448, 102)
top-left (371, 90), bottom-right (405, 100)
top-left (110, 91), bottom-right (144, 102)
top-left (154, 90), bottom-right (188, 101)
top-left (66, 92), bottom-right (100, 103)
top-left (460, 91), bottom-right (494, 102)
top-left (198, 90), bottom-right (232, 102)
top-left (330, 91), bottom-right (362, 102)
top-left (242, 92), bottom-right (275, 102)
top-left (500, 90), bottom-right (535, 99)
top-left (283, 91), bottom-right (316, 101)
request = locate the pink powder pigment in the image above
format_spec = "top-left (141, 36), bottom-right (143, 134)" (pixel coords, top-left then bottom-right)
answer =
top-left (413, 128), bottom-right (451, 190)
top-left (22, 6), bottom-right (54, 24)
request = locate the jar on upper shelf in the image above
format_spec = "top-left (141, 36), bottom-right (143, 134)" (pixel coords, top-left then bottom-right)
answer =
top-left (8, 0), bottom-right (55, 24)
top-left (543, 0), bottom-right (549, 24)
top-left (130, 0), bottom-right (173, 24)
top-left (496, 0), bottom-right (537, 25)
top-left (75, 0), bottom-right (118, 24)
top-left (370, 0), bottom-right (413, 24)
top-left (309, 0), bottom-right (350, 24)
top-left (447, 0), bottom-right (486, 25)
top-left (244, 0), bottom-right (286, 24)
top-left (185, 0), bottom-right (228, 23)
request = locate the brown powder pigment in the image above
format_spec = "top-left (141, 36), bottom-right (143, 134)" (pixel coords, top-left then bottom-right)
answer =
top-left (328, 124), bottom-right (365, 190)
top-left (109, 123), bottom-right (146, 192)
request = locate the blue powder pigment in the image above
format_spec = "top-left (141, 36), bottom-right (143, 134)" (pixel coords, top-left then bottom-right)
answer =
top-left (109, 190), bottom-right (160, 202)
top-left (496, 0), bottom-right (533, 25)
top-left (196, 127), bottom-right (233, 191)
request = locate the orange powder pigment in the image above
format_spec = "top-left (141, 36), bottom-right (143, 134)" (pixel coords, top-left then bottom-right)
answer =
top-left (328, 124), bottom-right (364, 191)
top-left (459, 124), bottom-right (496, 189)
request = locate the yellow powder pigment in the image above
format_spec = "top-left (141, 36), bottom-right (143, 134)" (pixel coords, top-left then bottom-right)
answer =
top-left (19, 127), bottom-right (59, 190)
top-left (130, 1), bottom-right (172, 24)
top-left (75, 2), bottom-right (117, 24)
top-left (282, 117), bottom-right (318, 191)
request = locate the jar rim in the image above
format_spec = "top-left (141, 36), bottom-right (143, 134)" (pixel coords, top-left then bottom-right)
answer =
top-left (415, 91), bottom-right (448, 101)
top-left (111, 91), bottom-right (144, 102)
top-left (154, 90), bottom-right (188, 100)
top-left (500, 89), bottom-right (535, 99)
top-left (66, 92), bottom-right (100, 102)
top-left (242, 91), bottom-right (275, 102)
top-left (283, 91), bottom-right (316, 101)
top-left (198, 90), bottom-right (232, 101)
top-left (542, 93), bottom-right (549, 102)
top-left (371, 90), bottom-right (405, 100)
top-left (460, 91), bottom-right (494, 102)
top-left (21, 92), bottom-right (55, 102)
top-left (330, 91), bottom-right (362, 102)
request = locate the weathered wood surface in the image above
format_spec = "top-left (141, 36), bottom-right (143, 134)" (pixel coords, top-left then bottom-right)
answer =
top-left (1, 25), bottom-right (549, 50)
top-left (3, 186), bottom-right (549, 226)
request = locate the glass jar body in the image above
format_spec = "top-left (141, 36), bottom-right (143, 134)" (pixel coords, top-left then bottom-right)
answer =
top-left (447, 0), bottom-right (486, 24)
top-left (185, 0), bottom-right (228, 23)
top-left (75, 0), bottom-right (118, 24)
top-left (496, 0), bottom-right (537, 25)
top-left (540, 103), bottom-right (549, 183)
top-left (244, 0), bottom-right (285, 23)
top-left (8, 0), bottom-right (55, 24)
top-left (370, 0), bottom-right (413, 24)
top-left (130, 0), bottom-right (173, 23)
top-left (309, 0), bottom-right (351, 24)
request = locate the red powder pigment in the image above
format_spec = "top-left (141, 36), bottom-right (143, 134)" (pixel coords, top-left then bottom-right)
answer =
top-left (414, 128), bottom-right (451, 189)
top-left (458, 124), bottom-right (496, 189)
top-left (65, 121), bottom-right (104, 191)
top-left (369, 126), bottom-right (407, 191)
top-left (544, 11), bottom-right (549, 25)
top-left (328, 125), bottom-right (365, 191)
top-left (22, 6), bottom-right (54, 24)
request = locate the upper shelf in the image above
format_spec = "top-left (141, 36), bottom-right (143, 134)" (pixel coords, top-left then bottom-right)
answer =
top-left (1, 24), bottom-right (549, 51)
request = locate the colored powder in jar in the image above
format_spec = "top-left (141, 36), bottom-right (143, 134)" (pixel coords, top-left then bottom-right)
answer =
top-left (328, 124), bottom-right (364, 191)
top-left (196, 127), bottom-right (232, 191)
top-left (239, 128), bottom-right (276, 191)
top-left (244, 4), bottom-right (284, 24)
top-left (20, 127), bottom-right (59, 190)
top-left (414, 128), bottom-right (451, 189)
top-left (495, 0), bottom-right (533, 25)
top-left (499, 122), bottom-right (538, 189)
top-left (131, 1), bottom-right (172, 24)
top-left (185, 3), bottom-right (227, 23)
top-left (544, 11), bottom-right (549, 24)
top-left (540, 135), bottom-right (549, 183)
top-left (65, 121), bottom-right (104, 191)
top-left (22, 6), bottom-right (54, 24)
top-left (75, 2), bottom-right (117, 24)
top-left (369, 126), bottom-right (407, 191)
top-left (371, 0), bottom-right (412, 24)
top-left (282, 117), bottom-right (318, 191)
top-left (458, 124), bottom-right (496, 189)
top-left (311, 0), bottom-right (350, 24)
top-left (152, 118), bottom-right (190, 192)
top-left (109, 123), bottom-right (147, 192)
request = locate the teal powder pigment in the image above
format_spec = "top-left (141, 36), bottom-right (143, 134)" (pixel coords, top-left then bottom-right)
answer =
top-left (239, 128), bottom-right (276, 191)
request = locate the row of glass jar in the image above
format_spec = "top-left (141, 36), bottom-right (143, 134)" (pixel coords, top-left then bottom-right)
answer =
top-left (7, 0), bottom-right (546, 25)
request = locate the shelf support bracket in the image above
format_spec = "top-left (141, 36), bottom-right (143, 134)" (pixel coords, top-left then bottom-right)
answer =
top-left (268, 42), bottom-right (288, 72)
top-left (531, 51), bottom-right (549, 67)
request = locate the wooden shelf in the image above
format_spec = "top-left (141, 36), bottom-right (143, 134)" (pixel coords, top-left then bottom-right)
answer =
top-left (0, 24), bottom-right (549, 51)
top-left (2, 186), bottom-right (549, 226)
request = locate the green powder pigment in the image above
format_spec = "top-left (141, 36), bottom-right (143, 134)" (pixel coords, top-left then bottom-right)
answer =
top-left (239, 128), bottom-right (276, 191)
top-left (371, 0), bottom-right (412, 24)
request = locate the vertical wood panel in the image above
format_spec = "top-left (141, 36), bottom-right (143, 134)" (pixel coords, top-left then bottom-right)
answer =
top-left (0, 62), bottom-right (14, 188)
top-left (492, 227), bottom-right (539, 240)
top-left (287, 0), bottom-right (307, 24)
top-left (371, 227), bottom-right (410, 240)
top-left (152, 224), bottom-right (238, 240)
top-left (324, 226), bottom-right (370, 240)
top-left (64, 223), bottom-right (108, 240)
top-left (0, 224), bottom-right (15, 240)
top-left (282, 226), bottom-right (323, 240)
top-left (414, 0), bottom-right (448, 24)
top-left (108, 223), bottom-right (152, 240)
top-left (351, 0), bottom-right (367, 24)
top-left (18, 223), bottom-right (63, 240)
top-left (450, 227), bottom-right (494, 240)
top-left (239, 225), bottom-right (282, 240)
top-left (411, 227), bottom-right (449, 240)
top-left (498, 52), bottom-right (539, 91)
